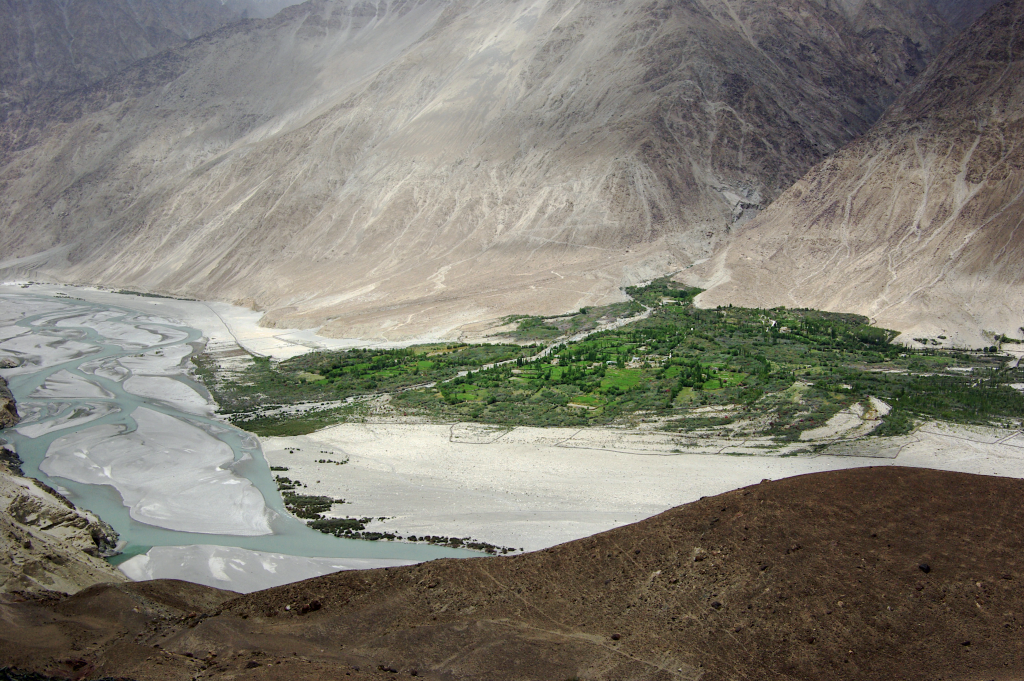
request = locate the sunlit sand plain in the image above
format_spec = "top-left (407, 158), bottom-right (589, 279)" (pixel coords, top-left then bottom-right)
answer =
top-left (264, 419), bottom-right (1024, 553)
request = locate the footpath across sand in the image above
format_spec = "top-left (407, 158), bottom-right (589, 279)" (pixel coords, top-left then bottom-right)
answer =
top-left (264, 420), bottom-right (1024, 552)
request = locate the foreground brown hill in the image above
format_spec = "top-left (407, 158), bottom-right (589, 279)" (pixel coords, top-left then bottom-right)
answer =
top-left (697, 0), bottom-right (1024, 346)
top-left (0, 0), bottom-right (986, 339)
top-left (2, 467), bottom-right (1022, 680)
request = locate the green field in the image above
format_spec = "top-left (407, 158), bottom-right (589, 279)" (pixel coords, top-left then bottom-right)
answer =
top-left (197, 278), bottom-right (1024, 439)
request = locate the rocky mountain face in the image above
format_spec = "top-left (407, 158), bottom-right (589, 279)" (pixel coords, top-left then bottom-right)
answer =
top-left (0, 0), bottom-right (983, 340)
top-left (696, 0), bottom-right (1024, 345)
top-left (1, 467), bottom-right (1022, 679)
top-left (0, 386), bottom-right (123, 595)
top-left (928, 0), bottom-right (1004, 28)
top-left (0, 458), bottom-right (125, 594)
top-left (816, 0), bottom-right (1001, 34)
top-left (0, 377), bottom-right (17, 429)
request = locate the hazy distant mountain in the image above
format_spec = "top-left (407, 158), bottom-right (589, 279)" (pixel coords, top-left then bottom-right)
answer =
top-left (224, 0), bottom-right (306, 19)
top-left (0, 0), bottom-right (301, 117)
top-left (927, 0), bottom-right (1004, 28)
top-left (0, 0), bottom-right (990, 339)
top-left (815, 0), bottom-right (1001, 34)
top-left (697, 0), bottom-right (1024, 346)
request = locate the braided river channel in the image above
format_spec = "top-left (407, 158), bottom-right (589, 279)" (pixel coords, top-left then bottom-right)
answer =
top-left (0, 288), bottom-right (473, 587)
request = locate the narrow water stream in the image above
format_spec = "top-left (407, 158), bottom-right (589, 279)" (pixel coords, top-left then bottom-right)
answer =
top-left (0, 292), bottom-right (474, 565)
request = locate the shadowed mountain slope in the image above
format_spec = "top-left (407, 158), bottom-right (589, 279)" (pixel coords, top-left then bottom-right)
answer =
top-left (928, 0), bottom-right (1005, 29)
top-left (696, 0), bottom-right (1024, 346)
top-left (0, 0), bottom-right (984, 340)
top-left (816, 0), bottom-right (1002, 33)
top-left (1, 467), bottom-right (1023, 680)
top-left (0, 0), bottom-right (301, 117)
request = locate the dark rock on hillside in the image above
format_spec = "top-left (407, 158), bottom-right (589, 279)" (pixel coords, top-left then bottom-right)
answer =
top-left (0, 448), bottom-right (19, 476)
top-left (1, 467), bottom-right (1022, 679)
top-left (0, 377), bottom-right (17, 430)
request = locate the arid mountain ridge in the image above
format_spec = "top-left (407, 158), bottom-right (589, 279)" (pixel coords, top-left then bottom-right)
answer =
top-left (0, 0), bottom-right (999, 340)
top-left (697, 0), bottom-right (1024, 346)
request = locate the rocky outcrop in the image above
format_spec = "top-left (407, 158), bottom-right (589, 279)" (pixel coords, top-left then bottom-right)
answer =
top-left (0, 368), bottom-right (122, 594)
top-left (0, 0), bottom-right (990, 340)
top-left (0, 449), bottom-right (125, 594)
top-left (697, 0), bottom-right (1024, 345)
top-left (0, 377), bottom-right (17, 430)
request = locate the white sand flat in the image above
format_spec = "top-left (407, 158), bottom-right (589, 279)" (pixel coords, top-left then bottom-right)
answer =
top-left (0, 334), bottom-right (101, 376)
top-left (116, 344), bottom-right (193, 375)
top-left (265, 421), bottom-right (1024, 552)
top-left (54, 312), bottom-right (173, 349)
top-left (15, 402), bottom-right (120, 439)
top-left (77, 357), bottom-right (131, 382)
top-left (0, 298), bottom-right (68, 325)
top-left (29, 369), bottom-right (115, 399)
top-left (123, 376), bottom-right (213, 416)
top-left (41, 407), bottom-right (272, 536)
top-left (264, 424), bottom-right (862, 551)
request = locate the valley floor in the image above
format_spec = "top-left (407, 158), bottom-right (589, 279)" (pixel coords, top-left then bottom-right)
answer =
top-left (264, 418), bottom-right (1024, 553)
top-left (5, 283), bottom-right (1023, 595)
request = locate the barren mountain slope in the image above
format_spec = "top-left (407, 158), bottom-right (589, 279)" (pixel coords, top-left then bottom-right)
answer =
top-left (817, 0), bottom-right (1002, 33)
top-left (0, 0), bottom-right (276, 117)
top-left (0, 0), bottom-right (979, 340)
top-left (1, 467), bottom-right (1023, 680)
top-left (697, 0), bottom-right (1024, 346)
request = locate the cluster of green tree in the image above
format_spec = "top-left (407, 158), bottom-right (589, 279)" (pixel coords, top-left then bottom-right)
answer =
top-left (501, 300), bottom-right (646, 342)
top-left (199, 279), bottom-right (1022, 439)
top-left (818, 367), bottom-right (1024, 426)
top-left (281, 492), bottom-right (344, 520)
top-left (624, 277), bottom-right (702, 306)
top-left (306, 517), bottom-right (514, 553)
top-left (394, 292), bottom-right (1019, 433)
top-left (196, 343), bottom-right (537, 418)
top-left (503, 315), bottom-right (563, 340)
